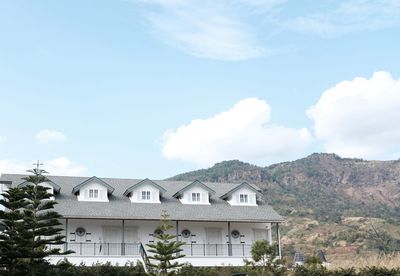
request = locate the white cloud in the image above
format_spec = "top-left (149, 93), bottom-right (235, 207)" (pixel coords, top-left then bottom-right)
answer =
top-left (0, 136), bottom-right (6, 144)
top-left (284, 0), bottom-right (400, 36)
top-left (36, 129), bottom-right (67, 144)
top-left (0, 157), bottom-right (87, 176)
top-left (138, 0), bottom-right (269, 60)
top-left (162, 98), bottom-right (312, 166)
top-left (307, 71), bottom-right (400, 159)
top-left (0, 159), bottom-right (27, 174)
top-left (45, 157), bottom-right (87, 176)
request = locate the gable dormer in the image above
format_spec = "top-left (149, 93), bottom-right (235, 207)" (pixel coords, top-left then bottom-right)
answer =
top-left (72, 176), bottom-right (114, 202)
top-left (220, 182), bottom-right (262, 206)
top-left (18, 179), bottom-right (61, 200)
top-left (123, 178), bottom-right (166, 203)
top-left (172, 180), bottom-right (215, 205)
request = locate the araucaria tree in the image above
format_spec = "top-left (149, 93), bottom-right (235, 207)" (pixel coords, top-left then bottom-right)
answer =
top-left (146, 210), bottom-right (185, 276)
top-left (0, 187), bottom-right (29, 274)
top-left (21, 167), bottom-right (70, 270)
top-left (0, 165), bottom-right (70, 275)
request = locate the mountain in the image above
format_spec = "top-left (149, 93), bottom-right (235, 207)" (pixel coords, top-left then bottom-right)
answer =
top-left (169, 153), bottom-right (400, 258)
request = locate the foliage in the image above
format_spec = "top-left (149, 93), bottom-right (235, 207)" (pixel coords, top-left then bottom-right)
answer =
top-left (146, 210), bottom-right (185, 276)
top-left (168, 154), bottom-right (400, 254)
top-left (0, 187), bottom-right (29, 275)
top-left (305, 256), bottom-right (323, 269)
top-left (43, 260), bottom-right (147, 276)
top-left (21, 167), bottom-right (72, 271)
top-left (246, 240), bottom-right (286, 276)
top-left (0, 166), bottom-right (71, 275)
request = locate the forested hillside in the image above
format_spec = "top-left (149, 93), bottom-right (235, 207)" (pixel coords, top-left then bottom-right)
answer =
top-left (169, 153), bottom-right (400, 257)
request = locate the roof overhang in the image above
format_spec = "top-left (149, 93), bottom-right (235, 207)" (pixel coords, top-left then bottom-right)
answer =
top-left (18, 180), bottom-right (61, 194)
top-left (72, 176), bottom-right (114, 195)
top-left (123, 178), bottom-right (167, 197)
top-left (172, 180), bottom-right (216, 198)
top-left (220, 182), bottom-right (263, 200)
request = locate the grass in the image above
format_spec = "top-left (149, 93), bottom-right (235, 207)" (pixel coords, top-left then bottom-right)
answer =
top-left (330, 252), bottom-right (400, 270)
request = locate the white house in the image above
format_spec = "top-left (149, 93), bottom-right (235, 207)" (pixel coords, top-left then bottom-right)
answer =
top-left (0, 174), bottom-right (284, 269)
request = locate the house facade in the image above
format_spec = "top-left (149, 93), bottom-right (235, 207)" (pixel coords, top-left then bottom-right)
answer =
top-left (0, 174), bottom-right (284, 268)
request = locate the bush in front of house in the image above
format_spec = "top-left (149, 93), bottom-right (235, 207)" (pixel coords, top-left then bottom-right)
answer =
top-left (44, 259), bottom-right (147, 276)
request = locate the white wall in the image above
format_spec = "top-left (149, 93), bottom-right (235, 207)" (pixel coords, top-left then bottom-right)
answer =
top-left (0, 184), bottom-right (7, 211)
top-left (180, 186), bottom-right (210, 205)
top-left (129, 184), bottom-right (160, 203)
top-left (63, 219), bottom-right (271, 249)
top-left (41, 182), bottom-right (55, 200)
top-left (57, 219), bottom-right (274, 264)
top-left (227, 187), bottom-right (257, 206)
top-left (77, 183), bottom-right (108, 202)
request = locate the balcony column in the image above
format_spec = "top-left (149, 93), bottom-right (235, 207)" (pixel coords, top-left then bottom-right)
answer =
top-left (176, 220), bottom-right (179, 256)
top-left (64, 218), bottom-right (68, 252)
top-left (122, 219), bottom-right (125, 255)
top-left (227, 221), bottom-right (232, 256)
top-left (276, 223), bottom-right (282, 259)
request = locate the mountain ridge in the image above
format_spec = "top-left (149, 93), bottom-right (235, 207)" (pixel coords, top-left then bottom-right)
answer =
top-left (168, 153), bottom-right (400, 256)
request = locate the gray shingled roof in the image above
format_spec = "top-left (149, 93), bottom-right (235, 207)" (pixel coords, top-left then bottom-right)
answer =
top-left (0, 174), bottom-right (284, 223)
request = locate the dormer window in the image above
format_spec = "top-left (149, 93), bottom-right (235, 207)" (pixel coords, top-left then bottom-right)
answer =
top-left (72, 176), bottom-right (114, 202)
top-left (89, 189), bottom-right (99, 199)
top-left (141, 190), bottom-right (151, 200)
top-left (220, 182), bottom-right (262, 206)
top-left (124, 179), bottom-right (166, 204)
top-left (191, 192), bottom-right (201, 202)
top-left (239, 194), bottom-right (248, 203)
top-left (172, 180), bottom-right (215, 205)
top-left (18, 180), bottom-right (61, 201)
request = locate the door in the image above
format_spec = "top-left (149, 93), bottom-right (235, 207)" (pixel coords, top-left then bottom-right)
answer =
top-left (253, 229), bottom-right (268, 241)
top-left (102, 226), bottom-right (122, 255)
top-left (124, 227), bottom-right (139, 255)
top-left (206, 228), bottom-right (222, 256)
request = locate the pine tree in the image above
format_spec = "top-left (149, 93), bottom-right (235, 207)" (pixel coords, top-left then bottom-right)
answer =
top-left (21, 166), bottom-right (71, 274)
top-left (0, 187), bottom-right (29, 275)
top-left (146, 210), bottom-right (185, 276)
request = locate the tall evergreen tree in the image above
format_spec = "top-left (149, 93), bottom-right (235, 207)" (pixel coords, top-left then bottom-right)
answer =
top-left (146, 210), bottom-right (185, 276)
top-left (0, 187), bottom-right (29, 275)
top-left (21, 166), bottom-right (70, 273)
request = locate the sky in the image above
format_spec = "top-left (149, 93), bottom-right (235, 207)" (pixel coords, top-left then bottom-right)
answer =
top-left (1, 0), bottom-right (400, 179)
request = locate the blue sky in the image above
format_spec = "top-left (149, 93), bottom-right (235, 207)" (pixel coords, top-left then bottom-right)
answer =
top-left (1, 0), bottom-right (400, 179)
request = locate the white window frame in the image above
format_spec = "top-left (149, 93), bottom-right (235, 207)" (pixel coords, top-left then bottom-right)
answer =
top-left (89, 189), bottom-right (99, 199)
top-left (239, 194), bottom-right (248, 203)
top-left (141, 190), bottom-right (151, 200)
top-left (191, 192), bottom-right (201, 202)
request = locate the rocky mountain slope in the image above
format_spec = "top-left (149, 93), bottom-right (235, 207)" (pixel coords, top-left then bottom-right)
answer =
top-left (169, 153), bottom-right (400, 257)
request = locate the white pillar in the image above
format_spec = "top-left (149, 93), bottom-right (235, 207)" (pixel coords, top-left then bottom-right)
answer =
top-left (276, 223), bottom-right (282, 259)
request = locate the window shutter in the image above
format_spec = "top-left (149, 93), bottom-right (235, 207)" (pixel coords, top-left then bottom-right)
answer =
top-left (137, 191), bottom-right (141, 201)
top-left (152, 191), bottom-right (156, 202)
top-left (236, 194), bottom-right (240, 204)
top-left (84, 189), bottom-right (89, 199)
top-left (249, 194), bottom-right (255, 204)
top-left (99, 189), bottom-right (105, 200)
top-left (202, 192), bottom-right (207, 203)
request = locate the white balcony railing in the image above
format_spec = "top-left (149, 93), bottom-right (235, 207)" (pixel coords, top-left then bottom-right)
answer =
top-left (49, 242), bottom-right (252, 257)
